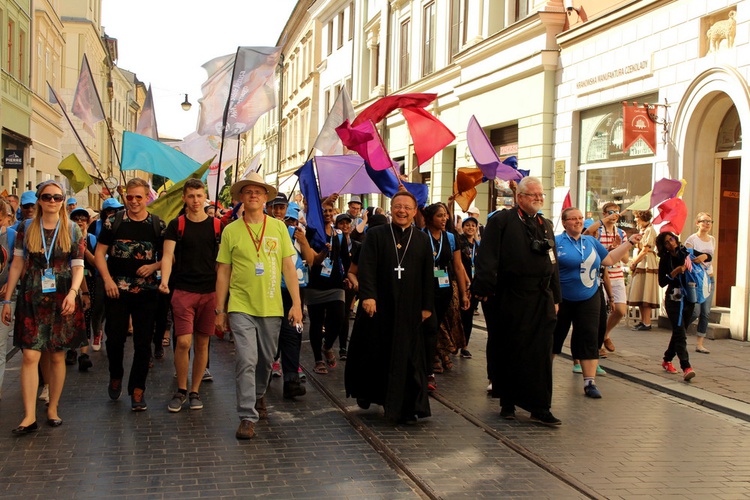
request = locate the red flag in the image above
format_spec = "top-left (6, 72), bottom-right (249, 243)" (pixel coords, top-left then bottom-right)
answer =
top-left (653, 197), bottom-right (688, 234)
top-left (353, 93), bottom-right (455, 166)
top-left (562, 190), bottom-right (572, 211)
top-left (452, 167), bottom-right (485, 212)
top-left (72, 54), bottom-right (106, 137)
top-left (622, 102), bottom-right (656, 153)
top-left (401, 107), bottom-right (455, 166)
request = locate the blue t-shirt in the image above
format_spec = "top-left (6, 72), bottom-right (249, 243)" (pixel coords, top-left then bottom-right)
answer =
top-left (555, 233), bottom-right (608, 301)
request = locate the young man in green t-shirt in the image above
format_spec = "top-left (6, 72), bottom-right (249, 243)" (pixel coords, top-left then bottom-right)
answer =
top-left (215, 173), bottom-right (303, 440)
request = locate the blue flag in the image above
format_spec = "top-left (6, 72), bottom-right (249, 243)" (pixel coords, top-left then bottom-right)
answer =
top-left (364, 163), bottom-right (429, 207)
top-left (122, 131), bottom-right (200, 182)
top-left (295, 159), bottom-right (326, 249)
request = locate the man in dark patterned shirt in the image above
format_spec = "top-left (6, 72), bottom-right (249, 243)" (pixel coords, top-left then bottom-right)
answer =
top-left (94, 178), bottom-right (165, 411)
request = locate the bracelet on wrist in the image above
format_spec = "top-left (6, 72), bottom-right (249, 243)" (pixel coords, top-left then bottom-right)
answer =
top-left (1, 300), bottom-right (11, 305)
top-left (70, 288), bottom-right (79, 296)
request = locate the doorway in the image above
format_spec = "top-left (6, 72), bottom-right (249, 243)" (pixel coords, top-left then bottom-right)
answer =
top-left (716, 158), bottom-right (740, 307)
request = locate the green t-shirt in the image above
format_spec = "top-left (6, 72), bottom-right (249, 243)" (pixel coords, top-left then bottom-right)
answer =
top-left (217, 215), bottom-right (295, 317)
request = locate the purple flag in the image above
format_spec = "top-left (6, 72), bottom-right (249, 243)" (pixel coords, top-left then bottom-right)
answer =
top-left (315, 155), bottom-right (380, 197)
top-left (650, 178), bottom-right (682, 208)
top-left (466, 116), bottom-right (523, 181)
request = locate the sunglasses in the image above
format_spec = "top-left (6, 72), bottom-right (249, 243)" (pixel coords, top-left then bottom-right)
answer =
top-left (72, 216), bottom-right (89, 222)
top-left (607, 210), bottom-right (620, 215)
top-left (126, 194), bottom-right (144, 201)
top-left (40, 194), bottom-right (65, 203)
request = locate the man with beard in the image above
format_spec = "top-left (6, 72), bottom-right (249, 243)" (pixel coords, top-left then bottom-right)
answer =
top-left (345, 191), bottom-right (434, 423)
top-left (471, 177), bottom-right (562, 426)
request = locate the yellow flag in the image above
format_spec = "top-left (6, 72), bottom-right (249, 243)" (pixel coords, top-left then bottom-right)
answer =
top-left (58, 154), bottom-right (93, 193)
top-left (147, 157), bottom-right (214, 223)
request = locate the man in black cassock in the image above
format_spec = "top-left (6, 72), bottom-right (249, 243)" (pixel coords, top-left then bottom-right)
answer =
top-left (472, 177), bottom-right (562, 426)
top-left (345, 191), bottom-right (434, 423)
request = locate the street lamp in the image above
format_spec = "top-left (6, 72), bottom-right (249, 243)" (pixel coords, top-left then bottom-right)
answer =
top-left (181, 94), bottom-right (192, 111)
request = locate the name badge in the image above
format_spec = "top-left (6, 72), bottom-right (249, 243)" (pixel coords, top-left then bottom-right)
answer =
top-left (41, 268), bottom-right (56, 293)
top-left (321, 257), bottom-right (333, 278)
top-left (434, 268), bottom-right (450, 288)
top-left (255, 262), bottom-right (265, 276)
top-left (548, 248), bottom-right (557, 264)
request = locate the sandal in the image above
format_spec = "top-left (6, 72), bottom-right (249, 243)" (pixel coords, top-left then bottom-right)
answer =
top-left (323, 348), bottom-right (337, 368)
top-left (162, 336), bottom-right (171, 347)
top-left (314, 361), bottom-right (328, 374)
top-left (433, 362), bottom-right (444, 374)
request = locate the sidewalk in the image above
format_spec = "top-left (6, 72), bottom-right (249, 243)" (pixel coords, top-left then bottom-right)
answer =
top-left (475, 310), bottom-right (750, 421)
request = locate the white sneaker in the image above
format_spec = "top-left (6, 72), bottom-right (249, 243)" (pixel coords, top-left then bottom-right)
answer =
top-left (202, 369), bottom-right (213, 382)
top-left (38, 385), bottom-right (49, 402)
top-left (92, 331), bottom-right (103, 352)
top-left (486, 382), bottom-right (492, 393)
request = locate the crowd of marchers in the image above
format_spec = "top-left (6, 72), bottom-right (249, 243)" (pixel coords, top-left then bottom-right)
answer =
top-left (0, 174), bottom-right (716, 437)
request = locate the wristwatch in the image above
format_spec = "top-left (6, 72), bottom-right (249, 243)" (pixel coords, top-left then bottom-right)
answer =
top-left (214, 309), bottom-right (226, 315)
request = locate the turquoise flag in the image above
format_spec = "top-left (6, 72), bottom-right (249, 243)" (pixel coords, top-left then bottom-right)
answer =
top-left (122, 131), bottom-right (200, 182)
top-left (147, 157), bottom-right (214, 223)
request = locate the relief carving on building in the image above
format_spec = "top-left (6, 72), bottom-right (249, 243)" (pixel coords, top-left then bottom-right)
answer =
top-left (703, 9), bottom-right (736, 55)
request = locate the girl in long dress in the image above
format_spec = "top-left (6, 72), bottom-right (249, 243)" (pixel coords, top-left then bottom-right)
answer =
top-left (627, 210), bottom-right (660, 330)
top-left (2, 181), bottom-right (87, 435)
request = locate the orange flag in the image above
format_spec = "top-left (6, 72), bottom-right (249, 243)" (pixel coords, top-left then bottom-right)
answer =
top-left (453, 167), bottom-right (485, 212)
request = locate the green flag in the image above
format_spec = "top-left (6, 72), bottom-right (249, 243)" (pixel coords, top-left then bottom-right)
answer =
top-left (58, 154), bottom-right (93, 193)
top-left (147, 157), bottom-right (214, 223)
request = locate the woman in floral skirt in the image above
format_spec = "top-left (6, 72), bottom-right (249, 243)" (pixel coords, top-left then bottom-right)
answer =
top-left (2, 180), bottom-right (87, 435)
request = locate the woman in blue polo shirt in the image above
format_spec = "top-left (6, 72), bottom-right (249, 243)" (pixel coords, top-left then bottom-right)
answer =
top-left (552, 208), bottom-right (640, 398)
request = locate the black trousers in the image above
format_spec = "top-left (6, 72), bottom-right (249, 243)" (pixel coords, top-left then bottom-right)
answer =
top-left (459, 297), bottom-right (479, 347)
top-left (308, 300), bottom-right (345, 363)
top-left (664, 296), bottom-right (695, 370)
top-left (105, 290), bottom-right (159, 395)
top-left (278, 288), bottom-right (303, 381)
top-left (553, 292), bottom-right (600, 361)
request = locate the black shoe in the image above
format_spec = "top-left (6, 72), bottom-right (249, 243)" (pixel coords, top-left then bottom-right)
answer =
top-left (154, 346), bottom-right (165, 360)
top-left (108, 378), bottom-right (122, 400)
top-left (460, 349), bottom-right (473, 359)
top-left (500, 406), bottom-right (516, 420)
top-left (283, 380), bottom-right (306, 399)
top-left (529, 410), bottom-right (562, 426)
top-left (356, 398), bottom-right (371, 409)
top-left (46, 418), bottom-right (63, 427)
top-left (634, 323), bottom-right (652, 331)
top-left (339, 348), bottom-right (348, 361)
top-left (78, 354), bottom-right (92, 372)
top-left (11, 422), bottom-right (38, 435)
top-left (65, 349), bottom-right (77, 365)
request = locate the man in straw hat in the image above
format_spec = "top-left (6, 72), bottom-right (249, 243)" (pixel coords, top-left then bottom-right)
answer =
top-left (215, 172), bottom-right (303, 440)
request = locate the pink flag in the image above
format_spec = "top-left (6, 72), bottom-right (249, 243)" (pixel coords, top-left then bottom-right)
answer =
top-left (466, 116), bottom-right (523, 181)
top-left (313, 88), bottom-right (356, 156)
top-left (650, 178), bottom-right (682, 208)
top-left (72, 54), bottom-right (106, 137)
top-left (135, 84), bottom-right (159, 140)
top-left (653, 197), bottom-right (688, 234)
top-left (335, 120), bottom-right (393, 171)
top-left (197, 46), bottom-right (282, 136)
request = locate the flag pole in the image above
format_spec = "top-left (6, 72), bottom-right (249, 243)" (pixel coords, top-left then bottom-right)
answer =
top-left (337, 162), bottom-right (366, 194)
top-left (233, 134), bottom-right (242, 183)
top-left (214, 47), bottom-right (242, 207)
top-left (82, 54), bottom-right (127, 186)
top-left (47, 82), bottom-right (112, 198)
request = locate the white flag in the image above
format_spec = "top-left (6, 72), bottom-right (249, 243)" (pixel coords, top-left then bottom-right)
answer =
top-left (313, 88), bottom-right (356, 156)
top-left (72, 54), bottom-right (106, 137)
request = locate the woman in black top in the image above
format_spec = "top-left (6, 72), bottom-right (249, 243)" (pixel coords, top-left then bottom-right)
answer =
top-left (655, 231), bottom-right (710, 382)
top-left (458, 217), bottom-right (480, 358)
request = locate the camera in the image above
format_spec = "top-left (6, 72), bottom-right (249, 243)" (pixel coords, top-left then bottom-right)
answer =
top-left (531, 238), bottom-right (554, 255)
top-left (670, 288), bottom-right (683, 301)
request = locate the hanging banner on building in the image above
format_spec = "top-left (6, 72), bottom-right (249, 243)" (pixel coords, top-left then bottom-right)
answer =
top-left (622, 102), bottom-right (656, 153)
top-left (3, 150), bottom-right (23, 169)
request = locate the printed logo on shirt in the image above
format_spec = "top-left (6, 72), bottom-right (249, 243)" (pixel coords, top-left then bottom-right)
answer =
top-left (264, 237), bottom-right (279, 255)
top-left (580, 251), bottom-right (598, 288)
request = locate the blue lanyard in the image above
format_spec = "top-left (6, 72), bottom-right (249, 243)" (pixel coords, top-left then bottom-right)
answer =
top-left (429, 231), bottom-right (443, 264)
top-left (41, 220), bottom-right (61, 268)
top-left (564, 232), bottom-right (585, 263)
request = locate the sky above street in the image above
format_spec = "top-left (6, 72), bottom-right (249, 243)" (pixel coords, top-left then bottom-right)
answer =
top-left (101, 0), bottom-right (297, 140)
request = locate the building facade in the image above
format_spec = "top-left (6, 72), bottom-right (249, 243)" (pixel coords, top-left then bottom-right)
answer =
top-left (555, 0), bottom-right (749, 339)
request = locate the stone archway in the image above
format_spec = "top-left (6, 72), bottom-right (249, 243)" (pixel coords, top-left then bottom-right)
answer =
top-left (670, 65), bottom-right (750, 340)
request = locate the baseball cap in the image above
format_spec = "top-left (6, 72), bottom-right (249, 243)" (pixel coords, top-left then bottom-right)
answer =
top-left (270, 193), bottom-right (289, 206)
top-left (102, 198), bottom-right (124, 211)
top-left (20, 191), bottom-right (37, 206)
top-left (67, 197), bottom-right (77, 206)
top-left (335, 213), bottom-right (353, 224)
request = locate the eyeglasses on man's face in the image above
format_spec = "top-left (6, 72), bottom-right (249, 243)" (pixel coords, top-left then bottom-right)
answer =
top-left (699, 219), bottom-right (713, 224)
top-left (126, 194), bottom-right (144, 201)
top-left (519, 192), bottom-right (545, 200)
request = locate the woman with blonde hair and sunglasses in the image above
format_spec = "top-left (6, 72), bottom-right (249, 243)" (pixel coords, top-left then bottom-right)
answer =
top-left (684, 212), bottom-right (716, 353)
top-left (1, 180), bottom-right (87, 435)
